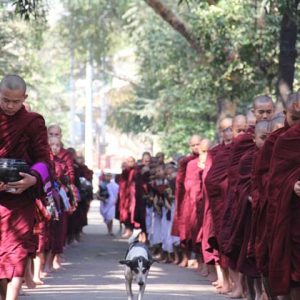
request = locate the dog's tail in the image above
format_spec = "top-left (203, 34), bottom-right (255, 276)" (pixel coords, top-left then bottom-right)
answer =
top-left (128, 228), bottom-right (142, 245)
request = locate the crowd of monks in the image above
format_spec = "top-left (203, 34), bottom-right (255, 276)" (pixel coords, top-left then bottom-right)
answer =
top-left (1, 73), bottom-right (300, 300)
top-left (116, 94), bottom-right (300, 300)
top-left (0, 75), bottom-right (93, 300)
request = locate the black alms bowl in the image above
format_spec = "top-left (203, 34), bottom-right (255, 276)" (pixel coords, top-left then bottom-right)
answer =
top-left (0, 159), bottom-right (29, 183)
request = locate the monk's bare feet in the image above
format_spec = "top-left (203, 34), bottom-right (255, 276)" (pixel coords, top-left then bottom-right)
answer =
top-left (198, 263), bottom-right (209, 277)
top-left (32, 278), bottom-right (44, 285)
top-left (229, 288), bottom-right (244, 299)
top-left (179, 258), bottom-right (188, 268)
top-left (217, 282), bottom-right (231, 294)
top-left (212, 280), bottom-right (219, 286)
top-left (53, 255), bottom-right (62, 270)
top-left (40, 271), bottom-right (48, 278)
top-left (24, 276), bottom-right (36, 289)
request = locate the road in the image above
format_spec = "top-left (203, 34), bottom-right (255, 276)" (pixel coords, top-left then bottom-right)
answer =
top-left (23, 200), bottom-right (224, 300)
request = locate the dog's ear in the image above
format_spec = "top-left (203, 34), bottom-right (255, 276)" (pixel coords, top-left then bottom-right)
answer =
top-left (119, 260), bottom-right (130, 265)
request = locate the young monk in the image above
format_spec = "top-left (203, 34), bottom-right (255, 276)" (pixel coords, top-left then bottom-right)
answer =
top-left (205, 125), bottom-right (234, 294)
top-left (215, 114), bottom-right (249, 298)
top-left (232, 120), bottom-right (270, 300)
top-left (118, 157), bottom-right (136, 238)
top-left (193, 138), bottom-right (213, 276)
top-left (171, 134), bottom-right (201, 267)
top-left (99, 171), bottom-right (119, 236)
top-left (44, 136), bottom-right (71, 274)
top-left (0, 75), bottom-right (51, 300)
top-left (201, 119), bottom-right (232, 291)
top-left (47, 124), bottom-right (78, 269)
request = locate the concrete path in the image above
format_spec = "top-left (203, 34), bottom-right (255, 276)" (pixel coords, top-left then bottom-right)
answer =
top-left (23, 201), bottom-right (224, 300)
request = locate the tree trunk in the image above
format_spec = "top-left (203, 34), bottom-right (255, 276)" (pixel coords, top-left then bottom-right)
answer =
top-left (277, 1), bottom-right (299, 102)
top-left (144, 0), bottom-right (202, 53)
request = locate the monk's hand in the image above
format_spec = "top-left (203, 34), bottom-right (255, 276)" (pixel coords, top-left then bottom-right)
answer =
top-left (248, 196), bottom-right (253, 203)
top-left (0, 181), bottom-right (7, 192)
top-left (294, 181), bottom-right (300, 197)
top-left (6, 172), bottom-right (37, 194)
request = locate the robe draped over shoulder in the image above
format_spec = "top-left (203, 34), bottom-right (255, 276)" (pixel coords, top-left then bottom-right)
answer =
top-left (266, 123), bottom-right (300, 295)
top-left (0, 106), bottom-right (50, 279)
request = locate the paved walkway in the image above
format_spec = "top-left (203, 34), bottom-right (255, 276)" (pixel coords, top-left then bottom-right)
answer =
top-left (23, 201), bottom-right (224, 299)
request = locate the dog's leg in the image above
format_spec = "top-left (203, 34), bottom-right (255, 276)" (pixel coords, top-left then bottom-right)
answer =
top-left (125, 277), bottom-right (134, 300)
top-left (138, 283), bottom-right (146, 300)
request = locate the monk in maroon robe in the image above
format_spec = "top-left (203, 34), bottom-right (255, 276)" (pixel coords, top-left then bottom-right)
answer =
top-left (253, 94), bottom-right (300, 299)
top-left (253, 96), bottom-right (299, 282)
top-left (118, 157), bottom-right (136, 238)
top-left (0, 75), bottom-right (51, 299)
top-left (171, 134), bottom-right (201, 267)
top-left (228, 121), bottom-right (269, 300)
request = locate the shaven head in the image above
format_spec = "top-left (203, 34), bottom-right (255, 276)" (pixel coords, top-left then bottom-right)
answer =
top-left (218, 117), bottom-right (233, 143)
top-left (48, 136), bottom-right (61, 156)
top-left (232, 115), bottom-right (247, 138)
top-left (223, 127), bottom-right (233, 145)
top-left (284, 92), bottom-right (300, 127)
top-left (219, 117), bottom-right (233, 132)
top-left (0, 74), bottom-right (27, 93)
top-left (126, 156), bottom-right (136, 169)
top-left (270, 115), bottom-right (285, 132)
top-left (48, 124), bottom-right (62, 140)
top-left (246, 110), bottom-right (256, 127)
top-left (252, 95), bottom-right (274, 121)
top-left (0, 74), bottom-right (28, 116)
top-left (199, 138), bottom-right (213, 167)
top-left (189, 134), bottom-right (202, 155)
top-left (254, 120), bottom-right (270, 149)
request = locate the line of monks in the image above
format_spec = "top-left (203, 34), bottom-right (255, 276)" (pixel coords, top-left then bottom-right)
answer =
top-left (0, 75), bottom-right (93, 300)
top-left (116, 94), bottom-right (300, 300)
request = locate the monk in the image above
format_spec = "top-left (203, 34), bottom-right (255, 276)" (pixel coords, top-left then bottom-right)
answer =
top-left (118, 157), bottom-right (136, 238)
top-left (199, 118), bottom-right (233, 289)
top-left (258, 93), bottom-right (300, 299)
top-left (254, 94), bottom-right (300, 280)
top-left (233, 121), bottom-right (270, 300)
top-left (211, 114), bottom-right (250, 297)
top-left (205, 122), bottom-right (234, 293)
top-left (0, 75), bottom-right (51, 300)
top-left (171, 134), bottom-right (201, 267)
top-left (99, 171), bottom-right (119, 235)
top-left (47, 125), bottom-right (78, 267)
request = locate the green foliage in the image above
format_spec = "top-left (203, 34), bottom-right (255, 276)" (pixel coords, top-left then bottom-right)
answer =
top-left (109, 0), bottom-right (297, 155)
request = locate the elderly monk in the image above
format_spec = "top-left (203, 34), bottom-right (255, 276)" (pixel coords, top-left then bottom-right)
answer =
top-left (0, 75), bottom-right (51, 300)
top-left (172, 134), bottom-right (201, 267)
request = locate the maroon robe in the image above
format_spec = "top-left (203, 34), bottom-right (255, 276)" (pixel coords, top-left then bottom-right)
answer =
top-left (171, 154), bottom-right (198, 237)
top-left (200, 144), bottom-right (222, 264)
top-left (0, 106), bottom-right (50, 279)
top-left (50, 154), bottom-right (69, 255)
top-left (220, 129), bottom-right (255, 258)
top-left (205, 143), bottom-right (232, 249)
top-left (181, 157), bottom-right (202, 247)
top-left (266, 123), bottom-right (300, 295)
top-left (118, 167), bottom-right (136, 226)
top-left (229, 147), bottom-right (259, 277)
top-left (252, 124), bottom-right (289, 275)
